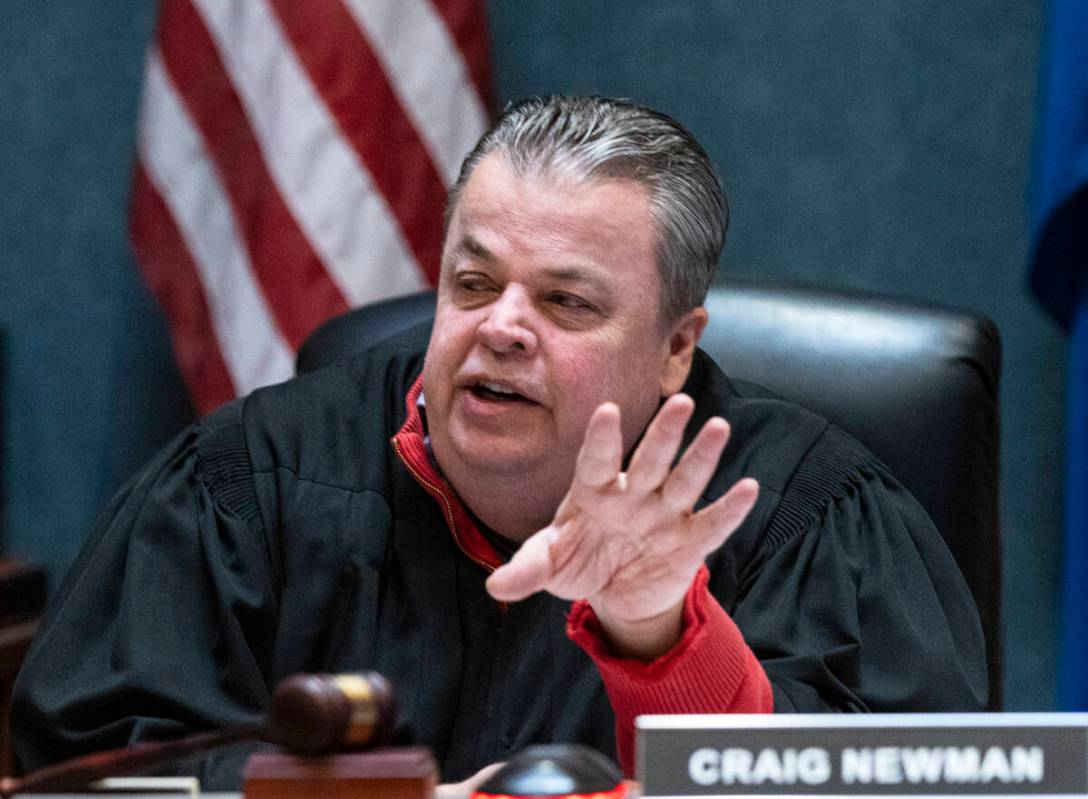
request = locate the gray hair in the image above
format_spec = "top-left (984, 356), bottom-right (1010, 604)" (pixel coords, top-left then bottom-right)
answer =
top-left (446, 96), bottom-right (728, 322)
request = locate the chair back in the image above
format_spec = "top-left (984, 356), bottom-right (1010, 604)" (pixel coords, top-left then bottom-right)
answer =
top-left (296, 280), bottom-right (1003, 709)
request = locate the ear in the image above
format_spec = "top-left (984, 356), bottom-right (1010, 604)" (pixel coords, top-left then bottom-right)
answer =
top-left (660, 307), bottom-right (708, 396)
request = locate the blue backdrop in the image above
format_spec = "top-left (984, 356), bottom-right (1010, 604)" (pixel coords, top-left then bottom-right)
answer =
top-left (0, 0), bottom-right (1066, 710)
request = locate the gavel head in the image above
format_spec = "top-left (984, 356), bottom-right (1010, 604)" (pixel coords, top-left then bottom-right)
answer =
top-left (263, 672), bottom-right (397, 756)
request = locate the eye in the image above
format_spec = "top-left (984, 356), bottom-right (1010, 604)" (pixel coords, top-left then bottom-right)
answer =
top-left (453, 271), bottom-right (497, 294)
top-left (546, 292), bottom-right (595, 312)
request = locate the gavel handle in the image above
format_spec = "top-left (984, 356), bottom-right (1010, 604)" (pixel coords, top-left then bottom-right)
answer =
top-left (0, 724), bottom-right (262, 797)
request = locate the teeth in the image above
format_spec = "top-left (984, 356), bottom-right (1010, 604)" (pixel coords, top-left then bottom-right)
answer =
top-left (481, 381), bottom-right (517, 396)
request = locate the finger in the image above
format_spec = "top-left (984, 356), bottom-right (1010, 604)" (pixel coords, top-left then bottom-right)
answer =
top-left (435, 762), bottom-right (506, 799)
top-left (660, 417), bottom-right (731, 512)
top-left (485, 526), bottom-right (559, 601)
top-left (627, 393), bottom-right (696, 494)
top-left (690, 477), bottom-right (760, 555)
top-left (463, 762), bottom-right (505, 793)
top-left (573, 403), bottom-right (624, 489)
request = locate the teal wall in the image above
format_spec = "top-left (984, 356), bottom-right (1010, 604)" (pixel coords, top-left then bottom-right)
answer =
top-left (0, 4), bottom-right (193, 585)
top-left (0, 2), bottom-right (1064, 710)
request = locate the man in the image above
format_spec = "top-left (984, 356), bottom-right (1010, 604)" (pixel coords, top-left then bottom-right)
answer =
top-left (12, 96), bottom-right (986, 790)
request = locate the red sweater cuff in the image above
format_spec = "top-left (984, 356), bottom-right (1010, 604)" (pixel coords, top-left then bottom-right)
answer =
top-left (567, 566), bottom-right (772, 775)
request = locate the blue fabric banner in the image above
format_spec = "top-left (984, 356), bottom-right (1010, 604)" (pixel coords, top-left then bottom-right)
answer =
top-left (1030, 0), bottom-right (1088, 710)
top-left (1062, 302), bottom-right (1088, 709)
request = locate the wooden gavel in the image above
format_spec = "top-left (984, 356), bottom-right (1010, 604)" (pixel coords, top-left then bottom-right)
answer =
top-left (0, 671), bottom-right (397, 797)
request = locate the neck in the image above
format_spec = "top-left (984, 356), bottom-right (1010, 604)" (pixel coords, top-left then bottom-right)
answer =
top-left (442, 462), bottom-right (569, 542)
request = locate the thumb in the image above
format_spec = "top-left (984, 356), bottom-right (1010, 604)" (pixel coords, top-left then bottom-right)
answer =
top-left (485, 526), bottom-right (558, 601)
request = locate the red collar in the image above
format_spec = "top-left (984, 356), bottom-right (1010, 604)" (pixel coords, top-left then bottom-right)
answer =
top-left (390, 376), bottom-right (504, 573)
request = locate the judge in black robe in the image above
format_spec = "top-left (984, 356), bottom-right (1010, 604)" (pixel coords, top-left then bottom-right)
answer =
top-left (10, 326), bottom-right (987, 790)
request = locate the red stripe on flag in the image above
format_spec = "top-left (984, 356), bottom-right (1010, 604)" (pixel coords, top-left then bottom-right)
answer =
top-left (130, 162), bottom-right (237, 415)
top-left (269, 0), bottom-right (447, 286)
top-left (155, 0), bottom-right (349, 348)
top-left (430, 0), bottom-right (493, 113)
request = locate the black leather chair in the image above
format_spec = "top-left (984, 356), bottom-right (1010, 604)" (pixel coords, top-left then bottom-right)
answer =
top-left (296, 279), bottom-right (1003, 710)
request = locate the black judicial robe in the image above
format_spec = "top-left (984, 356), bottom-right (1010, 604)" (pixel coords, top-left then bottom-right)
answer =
top-left (11, 325), bottom-right (987, 790)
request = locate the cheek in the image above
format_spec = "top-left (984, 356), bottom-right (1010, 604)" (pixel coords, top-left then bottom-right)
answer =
top-left (425, 312), bottom-right (470, 365)
top-left (550, 338), bottom-right (662, 440)
top-left (589, 334), bottom-right (668, 433)
top-left (545, 351), bottom-right (604, 439)
top-left (422, 318), bottom-right (465, 401)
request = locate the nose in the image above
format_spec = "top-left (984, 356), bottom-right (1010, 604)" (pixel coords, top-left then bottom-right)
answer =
top-left (477, 286), bottom-right (538, 356)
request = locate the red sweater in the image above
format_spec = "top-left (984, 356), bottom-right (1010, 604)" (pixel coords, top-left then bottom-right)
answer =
top-left (392, 377), bottom-right (773, 774)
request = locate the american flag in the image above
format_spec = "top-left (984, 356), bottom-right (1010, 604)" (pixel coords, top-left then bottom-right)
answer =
top-left (130, 0), bottom-right (490, 415)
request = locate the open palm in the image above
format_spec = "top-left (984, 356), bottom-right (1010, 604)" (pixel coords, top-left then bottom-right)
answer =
top-left (487, 394), bottom-right (759, 656)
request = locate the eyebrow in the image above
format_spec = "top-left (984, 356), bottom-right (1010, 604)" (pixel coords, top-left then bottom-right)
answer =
top-left (538, 266), bottom-right (612, 295)
top-left (446, 233), bottom-right (493, 264)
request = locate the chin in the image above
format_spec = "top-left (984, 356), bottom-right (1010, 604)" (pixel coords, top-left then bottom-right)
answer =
top-left (455, 442), bottom-right (548, 476)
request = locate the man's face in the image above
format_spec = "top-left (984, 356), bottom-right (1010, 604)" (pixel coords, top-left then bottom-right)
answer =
top-left (422, 152), bottom-right (700, 501)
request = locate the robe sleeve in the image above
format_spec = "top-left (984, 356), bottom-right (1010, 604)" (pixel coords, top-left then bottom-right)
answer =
top-left (733, 463), bottom-right (988, 714)
top-left (10, 401), bottom-right (278, 791)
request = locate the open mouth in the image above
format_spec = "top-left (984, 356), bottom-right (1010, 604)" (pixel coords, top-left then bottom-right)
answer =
top-left (470, 381), bottom-right (535, 404)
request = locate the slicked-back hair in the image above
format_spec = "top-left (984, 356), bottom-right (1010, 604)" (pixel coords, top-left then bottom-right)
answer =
top-left (445, 95), bottom-right (728, 323)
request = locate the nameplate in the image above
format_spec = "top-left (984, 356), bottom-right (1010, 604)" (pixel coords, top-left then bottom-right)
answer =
top-left (636, 714), bottom-right (1088, 797)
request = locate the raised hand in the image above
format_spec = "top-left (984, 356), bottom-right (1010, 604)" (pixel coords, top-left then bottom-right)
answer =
top-left (485, 393), bottom-right (759, 660)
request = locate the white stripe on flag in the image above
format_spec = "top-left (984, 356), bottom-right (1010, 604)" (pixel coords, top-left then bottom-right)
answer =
top-left (343, 0), bottom-right (488, 187)
top-left (138, 49), bottom-right (295, 395)
top-left (192, 0), bottom-right (428, 307)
